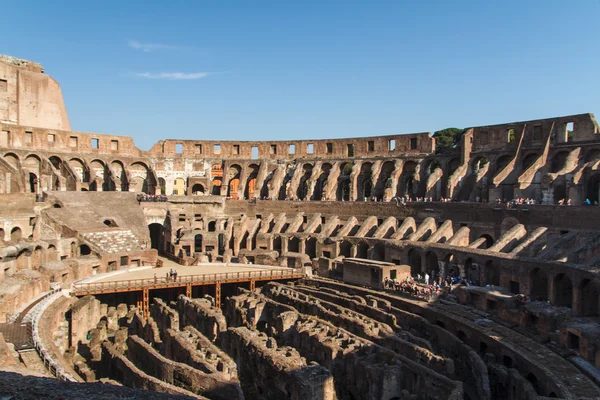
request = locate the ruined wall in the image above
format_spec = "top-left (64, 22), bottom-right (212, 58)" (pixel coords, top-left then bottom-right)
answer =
top-left (0, 57), bottom-right (71, 131)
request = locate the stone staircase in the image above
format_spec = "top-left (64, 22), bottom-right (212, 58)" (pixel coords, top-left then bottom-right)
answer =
top-left (81, 230), bottom-right (142, 254)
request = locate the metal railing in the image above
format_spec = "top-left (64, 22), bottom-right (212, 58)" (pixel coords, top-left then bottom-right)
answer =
top-left (72, 268), bottom-right (305, 294)
top-left (28, 289), bottom-right (78, 382)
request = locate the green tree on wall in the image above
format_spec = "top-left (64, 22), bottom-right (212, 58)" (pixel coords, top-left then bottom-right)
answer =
top-left (433, 128), bottom-right (466, 153)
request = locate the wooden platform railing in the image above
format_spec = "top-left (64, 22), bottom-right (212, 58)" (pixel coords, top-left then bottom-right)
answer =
top-left (72, 268), bottom-right (304, 295)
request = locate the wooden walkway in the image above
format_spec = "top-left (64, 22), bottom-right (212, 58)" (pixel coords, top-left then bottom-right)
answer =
top-left (72, 267), bottom-right (305, 317)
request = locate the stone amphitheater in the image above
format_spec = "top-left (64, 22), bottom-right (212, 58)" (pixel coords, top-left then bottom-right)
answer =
top-left (1, 54), bottom-right (600, 400)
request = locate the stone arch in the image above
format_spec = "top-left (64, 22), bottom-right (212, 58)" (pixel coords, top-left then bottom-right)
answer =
top-left (4, 153), bottom-right (19, 169)
top-left (494, 154), bottom-right (512, 174)
top-left (339, 240), bottom-right (352, 257)
top-left (48, 155), bottom-right (62, 170)
top-left (295, 163), bottom-right (313, 201)
top-left (194, 234), bottom-right (203, 252)
top-left (550, 151), bottom-right (570, 173)
top-left (484, 260), bottom-right (499, 286)
top-left (31, 246), bottom-right (42, 270)
top-left (586, 173), bottom-right (600, 204)
top-left (479, 234), bottom-right (494, 249)
top-left (227, 164), bottom-right (242, 199)
top-left (447, 158), bottom-right (461, 176)
top-left (28, 172), bottom-right (38, 194)
top-left (47, 245), bottom-right (58, 262)
top-left (553, 273), bottom-right (573, 308)
top-left (157, 178), bottom-right (166, 194)
top-left (245, 164), bottom-right (260, 200)
top-left (408, 248), bottom-right (421, 276)
top-left (336, 162), bottom-right (353, 201)
top-left (192, 184), bottom-right (205, 195)
top-left (522, 153), bottom-right (539, 171)
top-left (130, 162), bottom-right (154, 194)
top-left (501, 217), bottom-right (520, 235)
top-left (16, 248), bottom-right (31, 270)
top-left (357, 162), bottom-right (373, 201)
top-left (69, 157), bottom-right (88, 182)
top-left (313, 163), bottom-right (332, 200)
top-left (111, 160), bottom-right (129, 191)
top-left (371, 242), bottom-right (386, 261)
top-left (425, 251), bottom-right (439, 279)
top-left (0, 228), bottom-right (4, 242)
top-left (148, 223), bottom-right (163, 251)
top-left (306, 237), bottom-right (317, 259)
top-left (80, 244), bottom-right (92, 256)
top-left (398, 161), bottom-right (418, 199)
top-left (356, 241), bottom-right (368, 259)
top-left (530, 268), bottom-right (548, 301)
top-left (10, 227), bottom-right (22, 241)
top-left (584, 148), bottom-right (600, 163)
top-left (579, 279), bottom-right (600, 316)
top-left (288, 236), bottom-right (300, 252)
top-left (373, 160), bottom-right (395, 201)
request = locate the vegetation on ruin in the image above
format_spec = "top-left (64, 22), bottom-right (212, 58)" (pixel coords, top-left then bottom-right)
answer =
top-left (433, 128), bottom-right (466, 153)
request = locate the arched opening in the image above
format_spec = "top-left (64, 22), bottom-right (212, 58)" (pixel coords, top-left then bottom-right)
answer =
top-left (553, 273), bottom-right (573, 308)
top-left (208, 221), bottom-right (217, 232)
top-left (356, 242), bottom-right (368, 259)
top-left (148, 223), bottom-right (163, 251)
top-left (306, 237), bottom-right (317, 259)
top-left (10, 227), bottom-right (22, 241)
top-left (211, 178), bottom-right (222, 195)
top-left (526, 373), bottom-right (541, 395)
top-left (339, 241), bottom-right (352, 258)
top-left (104, 219), bottom-right (118, 227)
top-left (158, 178), bottom-right (166, 194)
top-left (313, 163), bottom-right (331, 200)
top-left (0, 228), bottom-right (5, 242)
top-left (425, 251), bottom-right (439, 280)
top-left (484, 260), bottom-right (499, 286)
top-left (194, 234), bottom-right (203, 252)
top-left (273, 236), bottom-right (282, 253)
top-left (53, 203), bottom-right (61, 208)
top-left (522, 153), bottom-right (539, 171)
top-left (357, 162), bottom-right (373, 201)
top-left (245, 164), bottom-right (260, 200)
top-left (111, 160), bottom-right (129, 191)
top-left (579, 279), bottom-right (599, 316)
top-left (550, 151), bottom-right (570, 173)
top-left (296, 164), bottom-right (313, 201)
top-left (408, 248), bottom-right (421, 276)
top-left (29, 173), bottom-right (38, 194)
top-left (495, 155), bottom-right (512, 173)
top-left (585, 149), bottom-right (600, 163)
top-left (47, 245), bottom-right (58, 262)
top-left (227, 165), bottom-right (242, 199)
top-left (530, 268), bottom-right (548, 301)
top-left (336, 163), bottom-right (353, 201)
top-left (464, 258), bottom-right (478, 284)
top-left (371, 242), bottom-right (385, 261)
top-left (586, 174), bottom-right (600, 204)
top-left (192, 184), bottom-right (205, 195)
top-left (80, 244), bottom-right (92, 256)
top-left (479, 234), bottom-right (494, 249)
top-left (288, 236), bottom-right (300, 253)
top-left (398, 161), bottom-right (418, 199)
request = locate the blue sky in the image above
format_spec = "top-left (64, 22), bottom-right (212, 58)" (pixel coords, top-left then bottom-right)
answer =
top-left (2, 1), bottom-right (599, 150)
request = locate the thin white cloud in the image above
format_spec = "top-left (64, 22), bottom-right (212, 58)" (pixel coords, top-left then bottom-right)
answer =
top-left (128, 40), bottom-right (181, 52)
top-left (134, 72), bottom-right (209, 80)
